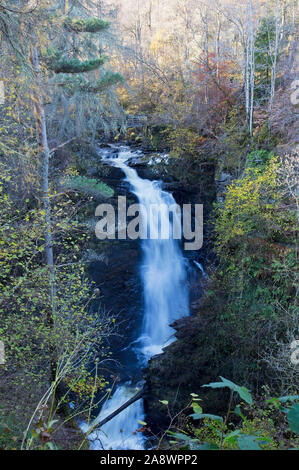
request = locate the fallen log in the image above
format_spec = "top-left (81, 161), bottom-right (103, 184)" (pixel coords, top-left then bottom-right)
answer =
top-left (94, 388), bottom-right (145, 429)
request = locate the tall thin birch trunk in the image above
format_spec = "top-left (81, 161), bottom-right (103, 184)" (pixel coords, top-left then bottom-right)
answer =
top-left (137, 0), bottom-right (145, 91)
top-left (203, 11), bottom-right (209, 106)
top-left (245, 28), bottom-right (250, 120)
top-left (32, 46), bottom-right (57, 382)
top-left (216, 14), bottom-right (221, 81)
top-left (269, 0), bottom-right (280, 129)
top-left (246, 0), bottom-right (255, 136)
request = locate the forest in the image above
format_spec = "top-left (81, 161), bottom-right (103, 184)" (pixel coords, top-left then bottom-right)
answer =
top-left (0, 0), bottom-right (298, 454)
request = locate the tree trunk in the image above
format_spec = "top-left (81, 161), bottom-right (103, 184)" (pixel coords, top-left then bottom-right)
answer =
top-left (94, 389), bottom-right (144, 429)
top-left (247, 0), bottom-right (255, 136)
top-left (32, 46), bottom-right (57, 382)
top-left (269, 0), bottom-right (280, 130)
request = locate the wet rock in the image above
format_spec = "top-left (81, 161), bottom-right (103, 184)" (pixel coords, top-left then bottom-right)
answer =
top-left (144, 314), bottom-right (230, 433)
top-left (126, 157), bottom-right (148, 168)
top-left (216, 172), bottom-right (233, 183)
top-left (215, 171), bottom-right (234, 202)
top-left (162, 182), bottom-right (184, 191)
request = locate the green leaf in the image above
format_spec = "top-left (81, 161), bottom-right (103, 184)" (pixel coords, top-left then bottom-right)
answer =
top-left (192, 403), bottom-right (203, 414)
top-left (238, 386), bottom-right (253, 405)
top-left (278, 395), bottom-right (299, 403)
top-left (159, 400), bottom-right (168, 406)
top-left (190, 413), bottom-right (223, 422)
top-left (46, 442), bottom-right (55, 450)
top-left (288, 404), bottom-right (299, 434)
top-left (202, 376), bottom-right (239, 390)
top-left (238, 434), bottom-right (262, 450)
top-left (167, 431), bottom-right (190, 442)
top-left (196, 443), bottom-right (220, 450)
top-left (234, 405), bottom-right (245, 419)
top-left (202, 377), bottom-right (252, 405)
top-left (219, 377), bottom-right (240, 389)
top-left (201, 381), bottom-right (227, 389)
top-left (137, 420), bottom-right (147, 426)
top-left (224, 430), bottom-right (242, 444)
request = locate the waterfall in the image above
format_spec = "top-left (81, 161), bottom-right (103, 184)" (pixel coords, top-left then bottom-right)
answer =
top-left (88, 146), bottom-right (189, 449)
top-left (83, 384), bottom-right (145, 450)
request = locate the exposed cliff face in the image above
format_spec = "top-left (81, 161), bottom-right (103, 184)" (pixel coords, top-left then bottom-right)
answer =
top-left (143, 310), bottom-right (231, 434)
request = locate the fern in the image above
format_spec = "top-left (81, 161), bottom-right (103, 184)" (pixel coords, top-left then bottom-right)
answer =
top-left (63, 175), bottom-right (114, 198)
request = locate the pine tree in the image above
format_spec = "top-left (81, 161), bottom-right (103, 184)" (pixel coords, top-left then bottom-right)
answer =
top-left (46, 0), bottom-right (125, 140)
top-left (254, 16), bottom-right (278, 105)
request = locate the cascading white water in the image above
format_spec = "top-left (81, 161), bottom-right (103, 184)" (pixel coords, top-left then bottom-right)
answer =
top-left (83, 384), bottom-right (145, 450)
top-left (88, 146), bottom-right (189, 449)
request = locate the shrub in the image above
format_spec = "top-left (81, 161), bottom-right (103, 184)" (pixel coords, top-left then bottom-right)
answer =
top-left (164, 377), bottom-right (299, 450)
